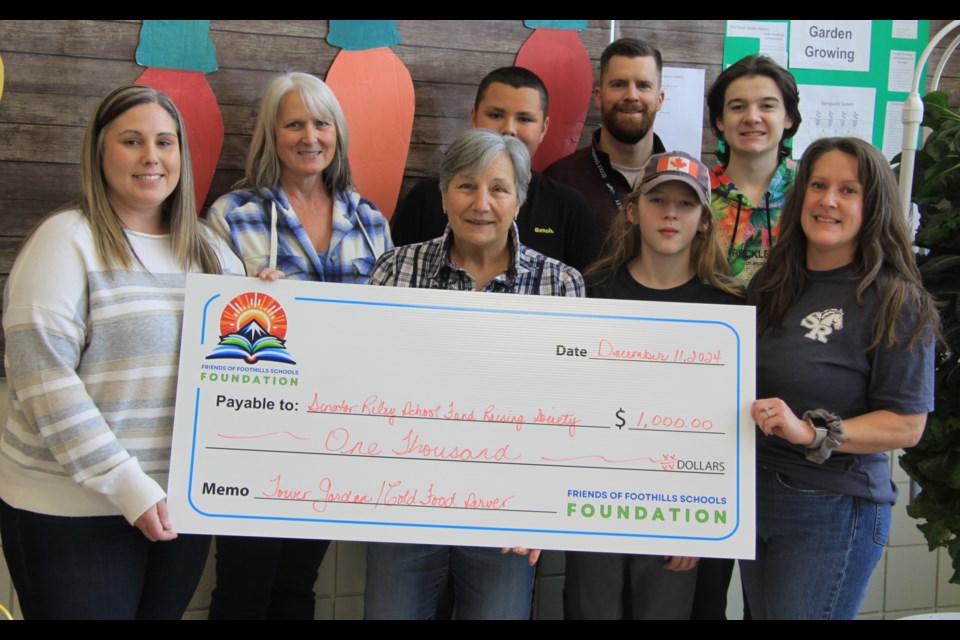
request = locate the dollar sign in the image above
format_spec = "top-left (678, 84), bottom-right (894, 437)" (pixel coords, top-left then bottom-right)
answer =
top-left (615, 408), bottom-right (625, 429)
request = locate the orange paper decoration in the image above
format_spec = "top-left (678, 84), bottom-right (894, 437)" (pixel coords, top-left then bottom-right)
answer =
top-left (326, 47), bottom-right (415, 219)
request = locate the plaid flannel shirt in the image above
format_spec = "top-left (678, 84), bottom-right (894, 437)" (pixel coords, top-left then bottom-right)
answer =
top-left (207, 185), bottom-right (393, 283)
top-left (368, 224), bottom-right (584, 297)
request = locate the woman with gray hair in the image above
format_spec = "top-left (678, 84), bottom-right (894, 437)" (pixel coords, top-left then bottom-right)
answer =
top-left (364, 128), bottom-right (584, 619)
top-left (206, 72), bottom-right (392, 619)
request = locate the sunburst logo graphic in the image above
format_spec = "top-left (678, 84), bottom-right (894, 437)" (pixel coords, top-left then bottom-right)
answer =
top-left (206, 292), bottom-right (296, 364)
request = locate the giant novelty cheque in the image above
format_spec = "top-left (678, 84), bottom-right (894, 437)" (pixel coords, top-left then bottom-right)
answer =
top-left (168, 274), bottom-right (756, 558)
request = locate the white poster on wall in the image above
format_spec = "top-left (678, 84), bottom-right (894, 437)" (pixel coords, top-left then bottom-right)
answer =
top-left (789, 21), bottom-right (872, 72)
top-left (793, 84), bottom-right (876, 157)
top-left (726, 20), bottom-right (789, 67)
top-left (882, 101), bottom-right (905, 161)
top-left (656, 66), bottom-right (706, 158)
top-left (888, 50), bottom-right (916, 93)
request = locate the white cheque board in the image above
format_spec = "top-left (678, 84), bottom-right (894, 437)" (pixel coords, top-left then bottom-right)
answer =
top-left (168, 274), bottom-right (756, 559)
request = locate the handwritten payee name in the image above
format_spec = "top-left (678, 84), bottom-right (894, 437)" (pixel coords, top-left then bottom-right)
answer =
top-left (309, 394), bottom-right (579, 434)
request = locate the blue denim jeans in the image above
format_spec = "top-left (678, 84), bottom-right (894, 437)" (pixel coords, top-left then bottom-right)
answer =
top-left (364, 542), bottom-right (536, 619)
top-left (0, 498), bottom-right (210, 620)
top-left (739, 467), bottom-right (891, 620)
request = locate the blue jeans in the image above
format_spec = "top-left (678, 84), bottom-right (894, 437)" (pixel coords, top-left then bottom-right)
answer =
top-left (739, 467), bottom-right (891, 620)
top-left (0, 498), bottom-right (210, 620)
top-left (364, 543), bottom-right (536, 619)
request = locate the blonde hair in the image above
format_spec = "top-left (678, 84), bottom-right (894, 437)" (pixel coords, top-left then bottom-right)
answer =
top-left (586, 179), bottom-right (744, 299)
top-left (76, 84), bottom-right (223, 273)
top-left (237, 72), bottom-right (352, 194)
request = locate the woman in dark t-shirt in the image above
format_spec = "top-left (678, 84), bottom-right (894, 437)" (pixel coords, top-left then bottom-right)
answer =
top-left (744, 137), bottom-right (939, 619)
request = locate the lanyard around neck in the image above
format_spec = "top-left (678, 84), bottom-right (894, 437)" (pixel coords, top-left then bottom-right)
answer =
top-left (591, 145), bottom-right (624, 211)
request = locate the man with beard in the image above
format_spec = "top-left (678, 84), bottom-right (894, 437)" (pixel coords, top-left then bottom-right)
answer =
top-left (544, 38), bottom-right (666, 234)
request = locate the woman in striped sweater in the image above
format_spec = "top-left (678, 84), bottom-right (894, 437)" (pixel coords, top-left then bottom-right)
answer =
top-left (0, 85), bottom-right (243, 619)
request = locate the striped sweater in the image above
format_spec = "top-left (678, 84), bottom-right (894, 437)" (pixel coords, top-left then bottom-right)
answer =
top-left (0, 210), bottom-right (243, 523)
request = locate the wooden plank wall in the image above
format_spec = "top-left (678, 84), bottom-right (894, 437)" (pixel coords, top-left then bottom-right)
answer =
top-left (0, 19), bottom-right (955, 359)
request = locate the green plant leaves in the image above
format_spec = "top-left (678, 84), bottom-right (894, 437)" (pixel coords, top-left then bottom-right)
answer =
top-left (900, 90), bottom-right (960, 584)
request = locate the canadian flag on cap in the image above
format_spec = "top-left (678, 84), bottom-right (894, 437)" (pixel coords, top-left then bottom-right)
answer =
top-left (657, 155), bottom-right (699, 177)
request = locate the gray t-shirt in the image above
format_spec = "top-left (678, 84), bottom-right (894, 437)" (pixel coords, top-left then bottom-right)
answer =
top-left (754, 265), bottom-right (935, 503)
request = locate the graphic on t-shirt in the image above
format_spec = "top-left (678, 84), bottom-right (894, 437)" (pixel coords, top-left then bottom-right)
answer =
top-left (207, 292), bottom-right (296, 364)
top-left (800, 307), bottom-right (844, 343)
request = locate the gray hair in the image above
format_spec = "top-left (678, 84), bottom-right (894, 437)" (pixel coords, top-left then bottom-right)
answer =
top-left (439, 129), bottom-right (530, 207)
top-left (239, 72), bottom-right (353, 194)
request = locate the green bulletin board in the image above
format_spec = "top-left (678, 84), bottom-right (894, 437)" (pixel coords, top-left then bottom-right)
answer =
top-left (722, 20), bottom-right (929, 160)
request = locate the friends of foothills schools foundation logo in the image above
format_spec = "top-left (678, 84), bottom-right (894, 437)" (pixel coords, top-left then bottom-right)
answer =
top-left (207, 292), bottom-right (296, 365)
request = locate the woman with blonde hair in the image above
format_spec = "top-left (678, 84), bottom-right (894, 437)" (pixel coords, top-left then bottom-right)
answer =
top-left (207, 71), bottom-right (392, 619)
top-left (208, 71), bottom-right (391, 283)
top-left (0, 84), bottom-right (243, 619)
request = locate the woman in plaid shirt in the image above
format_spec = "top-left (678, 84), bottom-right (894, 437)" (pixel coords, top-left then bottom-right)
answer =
top-left (206, 72), bottom-right (392, 620)
top-left (364, 128), bottom-right (583, 620)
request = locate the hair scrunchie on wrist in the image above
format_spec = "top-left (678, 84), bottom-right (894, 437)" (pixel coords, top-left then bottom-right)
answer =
top-left (801, 408), bottom-right (844, 464)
